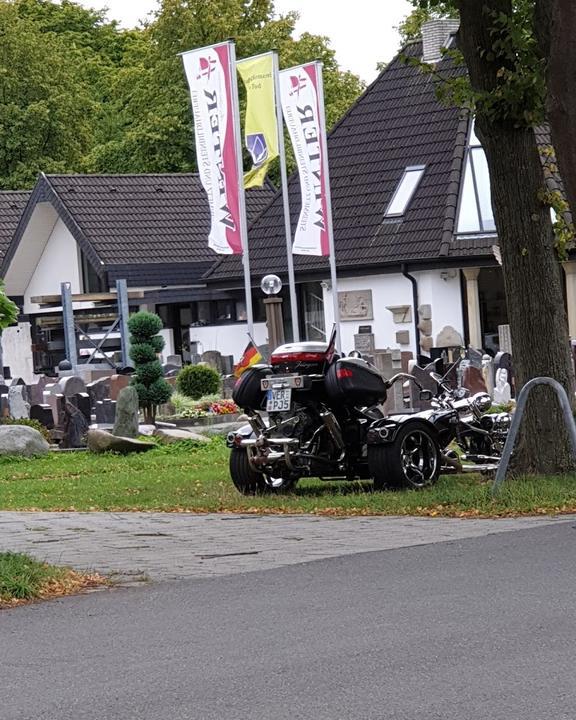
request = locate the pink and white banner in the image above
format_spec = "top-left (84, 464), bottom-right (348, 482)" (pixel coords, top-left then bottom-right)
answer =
top-left (182, 42), bottom-right (243, 254)
top-left (279, 62), bottom-right (330, 256)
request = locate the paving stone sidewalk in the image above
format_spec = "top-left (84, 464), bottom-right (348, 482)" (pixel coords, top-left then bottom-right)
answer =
top-left (1, 512), bottom-right (573, 583)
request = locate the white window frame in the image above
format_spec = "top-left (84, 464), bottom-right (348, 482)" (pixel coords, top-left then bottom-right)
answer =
top-left (384, 165), bottom-right (426, 218)
top-left (456, 119), bottom-right (496, 235)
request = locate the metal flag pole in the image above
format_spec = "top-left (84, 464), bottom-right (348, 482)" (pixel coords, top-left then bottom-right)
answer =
top-left (228, 40), bottom-right (254, 338)
top-left (273, 51), bottom-right (300, 342)
top-left (315, 61), bottom-right (341, 352)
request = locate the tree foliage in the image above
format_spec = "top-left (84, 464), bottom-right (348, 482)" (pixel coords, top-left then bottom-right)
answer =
top-left (0, 0), bottom-right (364, 186)
top-left (408, 0), bottom-right (576, 474)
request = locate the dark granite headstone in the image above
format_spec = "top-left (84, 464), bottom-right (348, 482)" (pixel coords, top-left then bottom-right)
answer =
top-left (30, 404), bottom-right (55, 430)
top-left (95, 398), bottom-right (116, 424)
top-left (70, 392), bottom-right (91, 423)
top-left (61, 401), bottom-right (89, 449)
top-left (409, 362), bottom-right (439, 411)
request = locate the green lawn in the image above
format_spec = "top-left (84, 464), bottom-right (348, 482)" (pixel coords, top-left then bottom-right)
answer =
top-left (0, 551), bottom-right (103, 607)
top-left (0, 438), bottom-right (575, 517)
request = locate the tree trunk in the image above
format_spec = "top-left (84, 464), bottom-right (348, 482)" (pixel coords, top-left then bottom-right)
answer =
top-left (538, 0), bottom-right (576, 231)
top-left (457, 0), bottom-right (576, 474)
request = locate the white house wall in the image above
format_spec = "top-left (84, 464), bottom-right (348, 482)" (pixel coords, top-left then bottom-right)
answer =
top-left (190, 322), bottom-right (268, 361)
top-left (323, 270), bottom-right (464, 356)
top-left (24, 218), bottom-right (82, 314)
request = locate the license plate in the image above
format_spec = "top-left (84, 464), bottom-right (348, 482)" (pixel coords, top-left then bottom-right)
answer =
top-left (266, 387), bottom-right (292, 412)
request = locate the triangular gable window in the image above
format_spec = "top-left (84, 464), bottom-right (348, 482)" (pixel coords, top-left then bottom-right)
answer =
top-left (456, 120), bottom-right (496, 234)
top-left (385, 165), bottom-right (426, 217)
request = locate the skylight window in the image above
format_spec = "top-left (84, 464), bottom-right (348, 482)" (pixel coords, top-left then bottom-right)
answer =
top-left (456, 120), bottom-right (496, 234)
top-left (385, 165), bottom-right (426, 217)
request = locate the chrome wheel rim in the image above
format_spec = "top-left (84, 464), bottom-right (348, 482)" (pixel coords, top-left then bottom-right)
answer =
top-left (400, 430), bottom-right (438, 487)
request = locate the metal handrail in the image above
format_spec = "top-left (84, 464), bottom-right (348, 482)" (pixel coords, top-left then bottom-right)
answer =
top-left (492, 377), bottom-right (576, 494)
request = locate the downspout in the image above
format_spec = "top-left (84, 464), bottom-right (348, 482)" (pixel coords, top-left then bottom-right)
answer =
top-left (401, 264), bottom-right (421, 361)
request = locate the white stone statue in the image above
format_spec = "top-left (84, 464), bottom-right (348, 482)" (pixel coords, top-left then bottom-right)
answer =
top-left (493, 368), bottom-right (511, 405)
top-left (482, 354), bottom-right (495, 397)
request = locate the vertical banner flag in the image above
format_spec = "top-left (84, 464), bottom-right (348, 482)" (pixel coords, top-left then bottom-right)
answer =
top-left (237, 53), bottom-right (279, 188)
top-left (182, 41), bottom-right (243, 255)
top-left (279, 62), bottom-right (330, 256)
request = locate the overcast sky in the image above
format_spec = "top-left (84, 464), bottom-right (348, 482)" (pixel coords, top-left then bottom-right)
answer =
top-left (79, 0), bottom-right (414, 82)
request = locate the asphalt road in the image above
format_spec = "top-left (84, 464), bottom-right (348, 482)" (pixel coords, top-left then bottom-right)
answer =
top-left (2, 521), bottom-right (576, 720)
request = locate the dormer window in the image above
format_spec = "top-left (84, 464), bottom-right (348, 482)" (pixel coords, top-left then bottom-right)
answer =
top-left (456, 119), bottom-right (496, 234)
top-left (385, 165), bottom-right (426, 217)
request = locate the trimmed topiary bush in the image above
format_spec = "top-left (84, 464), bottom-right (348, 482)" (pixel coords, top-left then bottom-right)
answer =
top-left (128, 311), bottom-right (172, 423)
top-left (176, 364), bottom-right (220, 400)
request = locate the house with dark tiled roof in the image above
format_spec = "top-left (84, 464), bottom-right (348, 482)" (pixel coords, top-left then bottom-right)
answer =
top-left (204, 19), bottom-right (511, 358)
top-left (0, 191), bottom-right (30, 263)
top-left (1, 173), bottom-right (273, 374)
top-left (4, 18), bottom-right (575, 378)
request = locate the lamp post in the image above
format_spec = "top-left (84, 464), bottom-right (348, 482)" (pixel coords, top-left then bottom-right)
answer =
top-left (261, 274), bottom-right (285, 351)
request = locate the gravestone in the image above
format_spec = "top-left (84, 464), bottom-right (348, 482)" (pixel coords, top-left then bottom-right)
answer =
top-left (109, 374), bottom-right (130, 401)
top-left (61, 401), bottom-right (89, 449)
top-left (201, 351), bottom-right (223, 373)
top-left (95, 398), bottom-right (116, 425)
top-left (466, 346), bottom-right (484, 369)
top-left (221, 355), bottom-right (234, 376)
top-left (462, 365), bottom-right (488, 395)
top-left (43, 389), bottom-right (64, 426)
top-left (482, 355), bottom-right (495, 397)
top-left (222, 375), bottom-right (238, 400)
top-left (71, 392), bottom-right (91, 423)
top-left (498, 324), bottom-right (513, 353)
top-left (30, 404), bottom-right (55, 430)
top-left (408, 361), bottom-right (439, 411)
top-left (166, 355), bottom-right (183, 368)
top-left (87, 377), bottom-right (110, 409)
top-left (8, 386), bottom-right (30, 419)
top-left (0, 395), bottom-right (10, 418)
top-left (374, 349), bottom-right (405, 414)
top-left (354, 333), bottom-right (375, 354)
top-left (113, 386), bottom-right (139, 439)
top-left (436, 326), bottom-right (464, 348)
top-left (58, 375), bottom-right (87, 398)
top-left (400, 351), bottom-right (414, 374)
top-left (28, 376), bottom-right (48, 406)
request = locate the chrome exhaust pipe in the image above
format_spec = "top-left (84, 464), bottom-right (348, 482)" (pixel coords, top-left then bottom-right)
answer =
top-left (320, 411), bottom-right (344, 450)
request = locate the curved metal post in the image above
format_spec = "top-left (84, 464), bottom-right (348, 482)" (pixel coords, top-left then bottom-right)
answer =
top-left (492, 377), bottom-right (576, 494)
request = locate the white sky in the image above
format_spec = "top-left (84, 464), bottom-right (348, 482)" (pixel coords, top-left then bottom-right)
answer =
top-left (79, 0), bottom-right (414, 82)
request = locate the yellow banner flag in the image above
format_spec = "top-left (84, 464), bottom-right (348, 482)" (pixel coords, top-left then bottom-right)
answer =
top-left (237, 53), bottom-right (279, 188)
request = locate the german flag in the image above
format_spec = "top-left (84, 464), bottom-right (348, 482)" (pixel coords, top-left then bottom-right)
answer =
top-left (234, 340), bottom-right (263, 378)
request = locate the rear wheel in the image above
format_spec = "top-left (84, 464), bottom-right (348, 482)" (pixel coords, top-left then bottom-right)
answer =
top-left (369, 422), bottom-right (440, 490)
top-left (229, 449), bottom-right (298, 495)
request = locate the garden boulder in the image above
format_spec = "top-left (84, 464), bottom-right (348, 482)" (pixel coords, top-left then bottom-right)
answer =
top-left (87, 428), bottom-right (155, 454)
top-left (153, 428), bottom-right (210, 444)
top-left (0, 425), bottom-right (50, 457)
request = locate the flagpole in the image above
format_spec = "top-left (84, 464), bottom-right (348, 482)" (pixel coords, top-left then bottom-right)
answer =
top-left (228, 40), bottom-right (254, 338)
top-left (272, 51), bottom-right (300, 342)
top-left (315, 61), bottom-right (341, 352)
